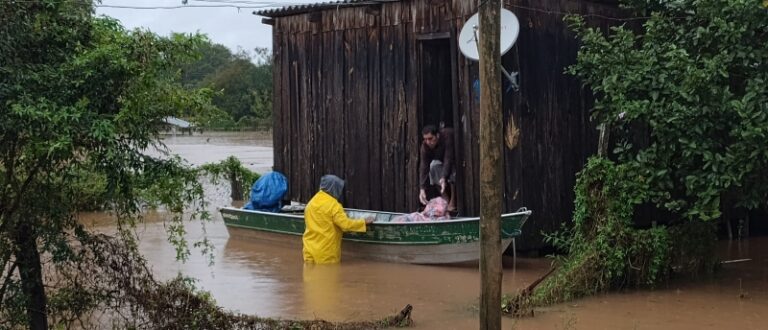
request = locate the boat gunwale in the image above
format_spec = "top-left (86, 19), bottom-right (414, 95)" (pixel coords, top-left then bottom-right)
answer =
top-left (218, 206), bottom-right (532, 225)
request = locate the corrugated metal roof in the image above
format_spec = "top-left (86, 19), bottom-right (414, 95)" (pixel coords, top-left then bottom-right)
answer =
top-left (254, 0), bottom-right (399, 18)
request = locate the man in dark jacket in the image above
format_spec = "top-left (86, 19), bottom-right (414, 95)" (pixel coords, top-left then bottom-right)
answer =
top-left (418, 125), bottom-right (456, 213)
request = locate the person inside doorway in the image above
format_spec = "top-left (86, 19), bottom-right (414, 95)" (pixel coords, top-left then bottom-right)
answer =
top-left (418, 125), bottom-right (457, 213)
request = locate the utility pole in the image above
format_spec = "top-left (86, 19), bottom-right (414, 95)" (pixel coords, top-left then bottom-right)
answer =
top-left (478, 0), bottom-right (503, 329)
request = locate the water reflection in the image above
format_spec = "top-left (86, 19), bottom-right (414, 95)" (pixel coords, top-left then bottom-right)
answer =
top-left (302, 264), bottom-right (342, 318)
top-left (216, 231), bottom-right (552, 328)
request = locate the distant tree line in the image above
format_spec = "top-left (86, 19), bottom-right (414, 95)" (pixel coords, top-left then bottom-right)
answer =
top-left (179, 43), bottom-right (273, 131)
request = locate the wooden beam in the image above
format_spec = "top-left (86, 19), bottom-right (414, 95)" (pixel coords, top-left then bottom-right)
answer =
top-left (478, 0), bottom-right (503, 329)
top-left (449, 28), bottom-right (462, 215)
top-left (262, 18), bottom-right (275, 25)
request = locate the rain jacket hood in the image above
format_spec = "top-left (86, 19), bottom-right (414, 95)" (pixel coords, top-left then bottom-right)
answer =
top-left (319, 174), bottom-right (345, 200)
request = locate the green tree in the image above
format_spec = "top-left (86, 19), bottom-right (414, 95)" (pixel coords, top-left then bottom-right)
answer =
top-left (180, 42), bottom-right (234, 87)
top-left (205, 57), bottom-right (260, 120)
top-left (251, 88), bottom-right (273, 122)
top-left (505, 0), bottom-right (768, 313)
top-left (178, 43), bottom-right (273, 128)
top-left (202, 50), bottom-right (273, 122)
top-left (1, 1), bottom-right (214, 328)
top-left (0, 3), bottom-right (409, 328)
top-left (568, 0), bottom-right (768, 221)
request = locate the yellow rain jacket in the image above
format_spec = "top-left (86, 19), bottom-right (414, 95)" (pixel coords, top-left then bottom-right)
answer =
top-left (302, 190), bottom-right (367, 264)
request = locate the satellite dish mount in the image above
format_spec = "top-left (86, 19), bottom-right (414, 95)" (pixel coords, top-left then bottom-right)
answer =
top-left (458, 8), bottom-right (520, 91)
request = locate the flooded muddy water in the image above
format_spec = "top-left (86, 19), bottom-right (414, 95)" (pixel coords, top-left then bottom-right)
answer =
top-left (515, 237), bottom-right (768, 330)
top-left (83, 132), bottom-right (768, 329)
top-left (152, 131), bottom-right (274, 173)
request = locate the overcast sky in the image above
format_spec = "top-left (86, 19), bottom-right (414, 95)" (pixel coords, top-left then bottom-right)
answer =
top-left (96, 0), bottom-right (315, 54)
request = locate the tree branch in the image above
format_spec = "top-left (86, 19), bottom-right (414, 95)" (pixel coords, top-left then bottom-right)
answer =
top-left (0, 157), bottom-right (46, 235)
top-left (0, 259), bottom-right (19, 304)
top-left (0, 139), bottom-right (18, 223)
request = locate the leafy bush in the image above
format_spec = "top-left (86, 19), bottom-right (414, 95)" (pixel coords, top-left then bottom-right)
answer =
top-left (566, 0), bottom-right (768, 220)
top-left (528, 158), bottom-right (671, 307)
top-left (199, 156), bottom-right (261, 201)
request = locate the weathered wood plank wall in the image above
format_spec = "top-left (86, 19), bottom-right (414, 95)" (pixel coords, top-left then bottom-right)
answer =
top-left (495, 0), bottom-right (626, 248)
top-left (271, 0), bottom-right (626, 249)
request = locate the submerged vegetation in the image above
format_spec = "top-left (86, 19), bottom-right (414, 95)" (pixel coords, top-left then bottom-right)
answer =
top-left (505, 0), bottom-right (768, 314)
top-left (72, 156), bottom-right (261, 212)
top-left (37, 233), bottom-right (411, 330)
top-left (532, 159), bottom-right (672, 305)
top-left (199, 156), bottom-right (262, 201)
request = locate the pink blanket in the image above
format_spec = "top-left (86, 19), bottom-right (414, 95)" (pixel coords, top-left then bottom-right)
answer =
top-left (392, 197), bottom-right (451, 223)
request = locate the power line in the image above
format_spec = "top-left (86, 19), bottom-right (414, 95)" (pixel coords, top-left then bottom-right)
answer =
top-left (97, 0), bottom-right (313, 10)
top-left (473, 0), bottom-right (653, 22)
top-left (0, 0), bottom-right (311, 10)
top-left (3, 0), bottom-right (667, 21)
top-left (0, 0), bottom-right (311, 3)
top-left (97, 4), bottom-right (275, 9)
top-left (506, 3), bottom-right (653, 22)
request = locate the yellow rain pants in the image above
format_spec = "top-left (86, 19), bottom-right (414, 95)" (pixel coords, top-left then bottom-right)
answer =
top-left (302, 190), bottom-right (367, 264)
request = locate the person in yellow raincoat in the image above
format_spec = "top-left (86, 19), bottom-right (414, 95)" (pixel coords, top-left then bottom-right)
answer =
top-left (303, 174), bottom-right (373, 263)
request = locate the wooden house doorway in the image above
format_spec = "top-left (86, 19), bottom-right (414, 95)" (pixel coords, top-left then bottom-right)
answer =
top-left (418, 34), bottom-right (462, 213)
top-left (418, 36), bottom-right (456, 130)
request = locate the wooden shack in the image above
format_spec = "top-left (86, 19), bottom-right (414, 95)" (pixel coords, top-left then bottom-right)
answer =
top-left (259, 0), bottom-right (627, 250)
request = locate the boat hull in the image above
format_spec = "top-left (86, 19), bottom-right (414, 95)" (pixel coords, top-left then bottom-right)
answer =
top-left (220, 207), bottom-right (530, 264)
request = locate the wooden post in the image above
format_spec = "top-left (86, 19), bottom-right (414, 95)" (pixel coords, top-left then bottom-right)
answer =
top-left (478, 1), bottom-right (503, 329)
top-left (230, 169), bottom-right (244, 201)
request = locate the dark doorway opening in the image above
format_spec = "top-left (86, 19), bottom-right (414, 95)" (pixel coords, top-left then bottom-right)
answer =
top-left (418, 36), bottom-right (460, 213)
top-left (419, 38), bottom-right (454, 129)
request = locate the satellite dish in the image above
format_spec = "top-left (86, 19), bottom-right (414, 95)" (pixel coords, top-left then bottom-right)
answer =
top-left (458, 8), bottom-right (520, 61)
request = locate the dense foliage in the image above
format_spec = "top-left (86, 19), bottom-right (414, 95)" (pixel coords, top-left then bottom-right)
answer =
top-left (505, 0), bottom-right (768, 313)
top-left (0, 1), bottom-right (215, 327)
top-left (530, 159), bottom-right (670, 306)
top-left (179, 43), bottom-right (274, 130)
top-left (568, 0), bottom-right (768, 221)
top-left (37, 233), bottom-right (412, 329)
top-left (1, 3), bottom-right (406, 328)
top-left (199, 156), bottom-right (261, 201)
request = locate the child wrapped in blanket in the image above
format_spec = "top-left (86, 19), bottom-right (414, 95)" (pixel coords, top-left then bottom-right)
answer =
top-left (392, 197), bottom-right (451, 222)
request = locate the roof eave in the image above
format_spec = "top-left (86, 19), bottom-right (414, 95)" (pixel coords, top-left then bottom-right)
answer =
top-left (254, 0), bottom-right (397, 18)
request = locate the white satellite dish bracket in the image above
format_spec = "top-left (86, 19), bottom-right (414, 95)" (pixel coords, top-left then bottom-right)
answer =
top-left (460, 8), bottom-right (521, 91)
top-left (502, 68), bottom-right (519, 92)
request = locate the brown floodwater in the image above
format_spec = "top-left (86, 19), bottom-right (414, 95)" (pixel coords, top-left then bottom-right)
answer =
top-left (81, 132), bottom-right (768, 329)
top-left (149, 131), bottom-right (274, 173)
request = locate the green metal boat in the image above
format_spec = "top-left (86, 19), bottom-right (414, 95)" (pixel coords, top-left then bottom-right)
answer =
top-left (220, 207), bottom-right (531, 264)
